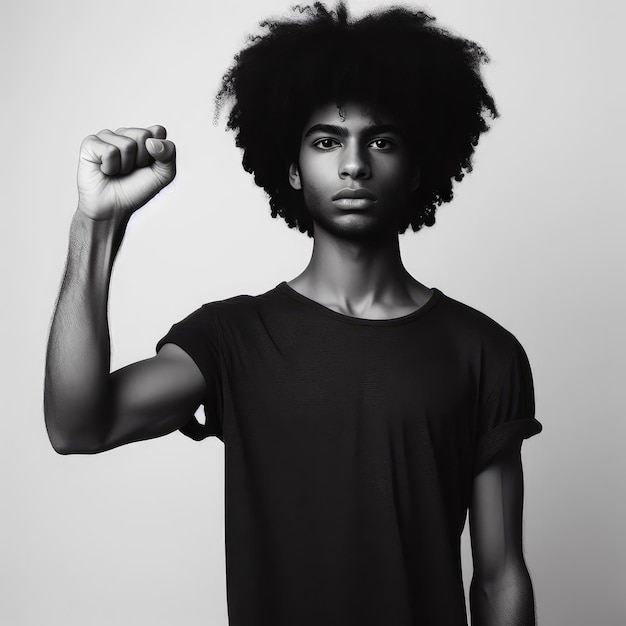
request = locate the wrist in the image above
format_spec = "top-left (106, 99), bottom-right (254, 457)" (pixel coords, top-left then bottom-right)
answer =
top-left (72, 207), bottom-right (129, 234)
top-left (68, 209), bottom-right (130, 274)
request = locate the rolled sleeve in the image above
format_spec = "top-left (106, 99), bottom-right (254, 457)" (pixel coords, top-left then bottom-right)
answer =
top-left (156, 304), bottom-right (224, 442)
top-left (474, 339), bottom-right (542, 473)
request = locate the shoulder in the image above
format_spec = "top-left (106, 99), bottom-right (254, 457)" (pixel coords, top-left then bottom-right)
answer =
top-left (181, 283), bottom-right (286, 329)
top-left (436, 289), bottom-right (522, 358)
top-left (435, 292), bottom-right (538, 429)
top-left (202, 283), bottom-right (282, 316)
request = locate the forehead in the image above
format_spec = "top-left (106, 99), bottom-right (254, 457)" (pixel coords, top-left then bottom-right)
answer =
top-left (301, 101), bottom-right (401, 134)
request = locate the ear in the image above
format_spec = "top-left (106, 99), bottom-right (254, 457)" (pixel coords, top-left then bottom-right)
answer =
top-left (288, 162), bottom-right (302, 190)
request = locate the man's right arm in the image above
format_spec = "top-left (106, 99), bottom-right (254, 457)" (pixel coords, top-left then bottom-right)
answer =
top-left (44, 125), bottom-right (205, 454)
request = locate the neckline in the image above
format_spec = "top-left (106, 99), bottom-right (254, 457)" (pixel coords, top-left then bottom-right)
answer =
top-left (276, 281), bottom-right (443, 326)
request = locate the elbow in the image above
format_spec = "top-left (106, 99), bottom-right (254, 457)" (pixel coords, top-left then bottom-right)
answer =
top-left (49, 439), bottom-right (83, 455)
top-left (470, 562), bottom-right (536, 625)
top-left (45, 420), bottom-right (73, 454)
top-left (44, 414), bottom-right (104, 455)
top-left (50, 439), bottom-right (104, 455)
top-left (47, 433), bottom-right (92, 455)
top-left (471, 557), bottom-right (532, 596)
top-left (50, 441), bottom-right (72, 455)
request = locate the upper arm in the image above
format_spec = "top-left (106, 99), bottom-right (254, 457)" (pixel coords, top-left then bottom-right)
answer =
top-left (469, 440), bottom-right (526, 583)
top-left (93, 343), bottom-right (207, 452)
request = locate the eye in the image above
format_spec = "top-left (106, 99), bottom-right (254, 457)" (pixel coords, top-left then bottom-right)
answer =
top-left (369, 138), bottom-right (395, 151)
top-left (313, 138), bottom-right (340, 150)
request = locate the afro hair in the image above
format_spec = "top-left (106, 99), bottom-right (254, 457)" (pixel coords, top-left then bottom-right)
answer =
top-left (215, 2), bottom-right (499, 237)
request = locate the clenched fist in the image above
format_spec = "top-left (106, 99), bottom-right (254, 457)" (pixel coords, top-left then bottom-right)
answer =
top-left (77, 125), bottom-right (176, 221)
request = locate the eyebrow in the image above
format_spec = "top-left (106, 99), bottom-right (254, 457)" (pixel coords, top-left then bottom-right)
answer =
top-left (303, 123), bottom-right (403, 138)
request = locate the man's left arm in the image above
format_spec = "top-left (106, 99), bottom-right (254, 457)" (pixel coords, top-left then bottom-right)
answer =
top-left (469, 441), bottom-right (537, 626)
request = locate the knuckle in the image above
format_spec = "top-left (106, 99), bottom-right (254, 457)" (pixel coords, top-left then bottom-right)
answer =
top-left (127, 128), bottom-right (151, 142)
top-left (101, 142), bottom-right (120, 157)
top-left (118, 137), bottom-right (138, 154)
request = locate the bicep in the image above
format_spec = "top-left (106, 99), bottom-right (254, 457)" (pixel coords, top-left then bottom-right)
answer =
top-left (469, 440), bottom-right (525, 583)
top-left (100, 343), bottom-right (207, 451)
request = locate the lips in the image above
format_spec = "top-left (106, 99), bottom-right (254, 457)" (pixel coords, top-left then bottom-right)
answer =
top-left (332, 188), bottom-right (377, 201)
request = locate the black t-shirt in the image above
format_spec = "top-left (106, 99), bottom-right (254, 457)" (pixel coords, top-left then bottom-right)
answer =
top-left (155, 282), bottom-right (542, 626)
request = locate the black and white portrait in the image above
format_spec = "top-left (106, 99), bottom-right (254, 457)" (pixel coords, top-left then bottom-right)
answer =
top-left (2, 0), bottom-right (624, 624)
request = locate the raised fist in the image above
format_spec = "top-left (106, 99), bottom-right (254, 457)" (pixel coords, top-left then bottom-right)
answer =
top-left (77, 125), bottom-right (176, 221)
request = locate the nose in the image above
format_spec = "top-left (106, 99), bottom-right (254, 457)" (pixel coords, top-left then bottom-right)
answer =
top-left (339, 142), bottom-right (370, 180)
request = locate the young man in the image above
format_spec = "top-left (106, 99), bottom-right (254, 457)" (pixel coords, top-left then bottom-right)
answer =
top-left (45, 3), bottom-right (542, 625)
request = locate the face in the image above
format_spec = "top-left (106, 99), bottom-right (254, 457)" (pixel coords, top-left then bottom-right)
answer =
top-left (289, 101), bottom-right (420, 241)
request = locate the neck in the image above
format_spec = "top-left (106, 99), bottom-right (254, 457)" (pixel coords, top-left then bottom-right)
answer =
top-left (290, 222), bottom-right (424, 309)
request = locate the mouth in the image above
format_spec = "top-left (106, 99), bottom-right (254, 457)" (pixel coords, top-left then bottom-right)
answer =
top-left (332, 197), bottom-right (377, 210)
top-left (332, 188), bottom-right (377, 201)
top-left (331, 188), bottom-right (377, 209)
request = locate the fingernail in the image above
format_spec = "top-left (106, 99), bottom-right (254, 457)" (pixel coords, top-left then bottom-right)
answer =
top-left (147, 138), bottom-right (164, 153)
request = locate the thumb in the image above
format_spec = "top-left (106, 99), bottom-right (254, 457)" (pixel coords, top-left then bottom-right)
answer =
top-left (145, 138), bottom-right (175, 163)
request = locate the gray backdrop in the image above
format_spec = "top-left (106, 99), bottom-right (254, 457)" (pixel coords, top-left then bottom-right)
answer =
top-left (2, 0), bottom-right (624, 624)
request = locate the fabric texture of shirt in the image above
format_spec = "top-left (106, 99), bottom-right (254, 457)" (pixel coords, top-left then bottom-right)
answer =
top-left (155, 282), bottom-right (543, 626)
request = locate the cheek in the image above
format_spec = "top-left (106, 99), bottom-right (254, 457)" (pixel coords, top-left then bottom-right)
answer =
top-left (374, 165), bottom-right (410, 199)
top-left (298, 156), bottom-right (333, 198)
top-left (379, 155), bottom-right (412, 181)
top-left (301, 181), bottom-right (326, 214)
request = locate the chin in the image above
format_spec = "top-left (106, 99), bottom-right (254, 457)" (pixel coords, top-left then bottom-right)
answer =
top-left (312, 213), bottom-right (399, 242)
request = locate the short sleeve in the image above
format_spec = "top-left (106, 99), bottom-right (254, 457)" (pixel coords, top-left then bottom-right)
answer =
top-left (155, 304), bottom-right (224, 442)
top-left (474, 338), bottom-right (542, 473)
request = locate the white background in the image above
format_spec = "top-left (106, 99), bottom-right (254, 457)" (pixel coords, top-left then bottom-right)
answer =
top-left (2, 0), bottom-right (624, 624)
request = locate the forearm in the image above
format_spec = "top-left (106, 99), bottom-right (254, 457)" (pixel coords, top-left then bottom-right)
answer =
top-left (44, 209), bottom-right (129, 453)
top-left (469, 562), bottom-right (537, 626)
